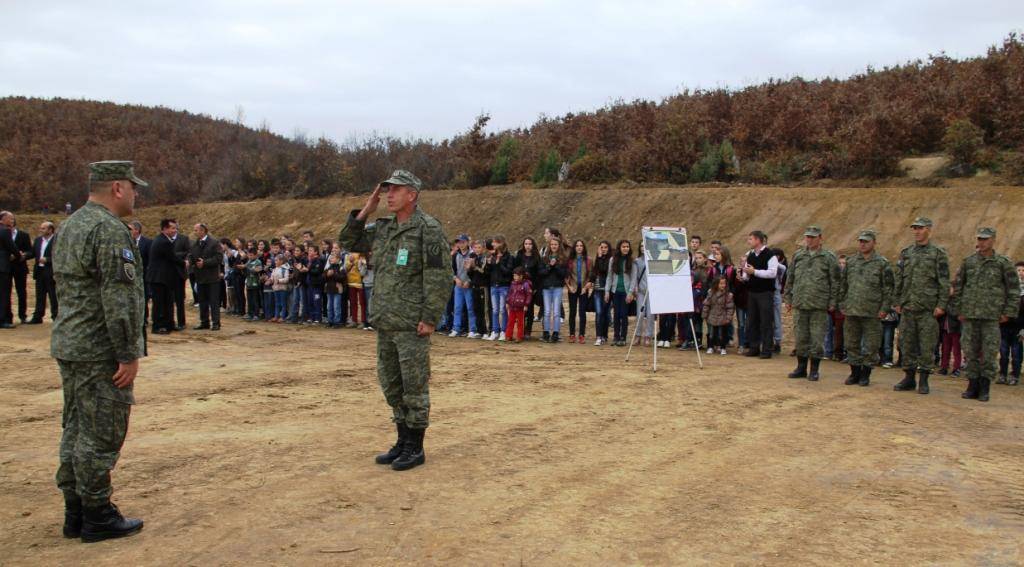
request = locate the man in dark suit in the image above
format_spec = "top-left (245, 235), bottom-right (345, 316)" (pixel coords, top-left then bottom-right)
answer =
top-left (130, 220), bottom-right (152, 325)
top-left (0, 211), bottom-right (18, 328)
top-left (172, 223), bottom-right (191, 330)
top-left (28, 221), bottom-right (58, 323)
top-left (3, 212), bottom-right (35, 324)
top-left (147, 219), bottom-right (180, 334)
top-left (189, 223), bottom-right (223, 330)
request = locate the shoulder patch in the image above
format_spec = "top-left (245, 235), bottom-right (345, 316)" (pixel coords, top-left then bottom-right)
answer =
top-left (426, 242), bottom-right (444, 268)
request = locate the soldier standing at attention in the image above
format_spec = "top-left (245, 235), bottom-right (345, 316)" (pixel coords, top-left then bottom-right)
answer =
top-left (339, 170), bottom-right (450, 471)
top-left (51, 161), bottom-right (147, 542)
top-left (838, 230), bottom-right (894, 387)
top-left (952, 228), bottom-right (1018, 402)
top-left (784, 226), bottom-right (840, 382)
top-left (892, 217), bottom-right (950, 395)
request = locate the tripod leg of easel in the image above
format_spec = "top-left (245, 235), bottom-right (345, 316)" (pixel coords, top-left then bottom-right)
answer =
top-left (653, 314), bottom-right (658, 372)
top-left (690, 318), bottom-right (704, 369)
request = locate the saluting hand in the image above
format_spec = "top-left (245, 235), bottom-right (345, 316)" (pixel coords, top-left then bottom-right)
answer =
top-left (356, 184), bottom-right (383, 221)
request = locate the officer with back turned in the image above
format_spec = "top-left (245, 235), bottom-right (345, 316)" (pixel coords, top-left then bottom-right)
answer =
top-left (339, 170), bottom-right (450, 471)
top-left (892, 217), bottom-right (950, 395)
top-left (51, 161), bottom-right (147, 542)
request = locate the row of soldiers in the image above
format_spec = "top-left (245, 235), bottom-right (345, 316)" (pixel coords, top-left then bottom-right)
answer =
top-left (784, 217), bottom-right (1018, 402)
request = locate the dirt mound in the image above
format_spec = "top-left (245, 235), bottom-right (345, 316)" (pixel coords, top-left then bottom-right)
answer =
top-left (18, 182), bottom-right (1024, 264)
top-left (900, 155), bottom-right (949, 179)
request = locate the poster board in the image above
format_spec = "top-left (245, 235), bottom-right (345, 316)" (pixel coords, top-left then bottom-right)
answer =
top-left (642, 226), bottom-right (694, 315)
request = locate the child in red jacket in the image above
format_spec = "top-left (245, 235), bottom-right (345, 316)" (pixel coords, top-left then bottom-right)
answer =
top-left (505, 267), bottom-right (533, 343)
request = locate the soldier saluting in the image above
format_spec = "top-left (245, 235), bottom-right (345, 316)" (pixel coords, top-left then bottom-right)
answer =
top-left (893, 217), bottom-right (950, 395)
top-left (339, 170), bottom-right (450, 471)
top-left (952, 227), bottom-right (1018, 402)
top-left (838, 229), bottom-right (894, 387)
top-left (51, 161), bottom-right (147, 542)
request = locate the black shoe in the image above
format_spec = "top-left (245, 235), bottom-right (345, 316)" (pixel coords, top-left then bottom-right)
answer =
top-left (759, 352), bottom-right (772, 360)
top-left (542, 331), bottom-right (551, 343)
top-left (0, 323), bottom-right (13, 329)
top-left (962, 378), bottom-right (980, 399)
top-left (894, 368), bottom-right (917, 391)
top-left (211, 324), bottom-right (221, 331)
top-left (193, 324), bottom-right (210, 330)
top-left (788, 357), bottom-right (808, 379)
top-left (391, 427), bottom-right (425, 471)
top-left (80, 503), bottom-right (143, 543)
top-left (917, 370), bottom-right (930, 395)
top-left (63, 493), bottom-right (82, 538)
top-left (175, 325), bottom-right (186, 331)
top-left (153, 328), bottom-right (171, 335)
top-left (845, 365), bottom-right (860, 385)
top-left (978, 378), bottom-right (991, 402)
top-left (552, 332), bottom-right (560, 343)
top-left (859, 366), bottom-right (871, 387)
top-left (937, 368), bottom-right (949, 376)
top-left (745, 348), bottom-right (761, 357)
top-left (773, 343), bottom-right (781, 354)
top-left (808, 358), bottom-right (821, 381)
top-left (26, 319), bottom-right (43, 325)
top-left (376, 423), bottom-right (409, 465)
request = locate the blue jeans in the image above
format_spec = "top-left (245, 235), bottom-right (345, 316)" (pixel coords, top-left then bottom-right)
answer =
top-left (288, 286), bottom-right (305, 322)
top-left (594, 289), bottom-right (610, 339)
top-left (326, 292), bottom-right (343, 324)
top-left (881, 321), bottom-right (898, 364)
top-left (773, 290), bottom-right (783, 344)
top-left (824, 315), bottom-right (835, 357)
top-left (453, 285), bottom-right (477, 333)
top-left (542, 287), bottom-right (562, 333)
top-left (611, 292), bottom-right (629, 340)
top-left (274, 290), bottom-right (289, 319)
top-left (307, 288), bottom-right (323, 322)
top-left (491, 286), bottom-right (510, 333)
top-left (736, 308), bottom-right (748, 347)
top-left (999, 326), bottom-right (1023, 376)
top-left (364, 286), bottom-right (373, 322)
top-left (263, 289), bottom-right (275, 320)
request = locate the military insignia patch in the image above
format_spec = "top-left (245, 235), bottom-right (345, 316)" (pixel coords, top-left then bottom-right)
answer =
top-left (427, 242), bottom-right (443, 268)
top-left (121, 248), bottom-right (135, 263)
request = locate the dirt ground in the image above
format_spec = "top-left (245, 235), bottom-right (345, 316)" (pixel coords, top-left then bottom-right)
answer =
top-left (1, 304), bottom-right (1023, 566)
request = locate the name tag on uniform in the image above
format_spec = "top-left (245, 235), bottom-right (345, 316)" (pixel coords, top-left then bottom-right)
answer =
top-left (396, 248), bottom-right (409, 266)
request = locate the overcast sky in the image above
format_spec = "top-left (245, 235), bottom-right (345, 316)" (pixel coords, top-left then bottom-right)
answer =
top-left (2, 1), bottom-right (1020, 143)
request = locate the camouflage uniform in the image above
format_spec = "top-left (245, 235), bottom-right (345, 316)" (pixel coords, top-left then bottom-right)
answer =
top-left (51, 162), bottom-right (147, 509)
top-left (784, 228), bottom-right (841, 361)
top-left (839, 233), bottom-right (894, 368)
top-left (894, 221), bottom-right (949, 373)
top-left (338, 171), bottom-right (450, 430)
top-left (951, 228), bottom-right (1018, 401)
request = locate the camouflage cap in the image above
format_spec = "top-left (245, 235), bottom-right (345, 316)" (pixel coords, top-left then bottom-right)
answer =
top-left (909, 216), bottom-right (932, 228)
top-left (89, 160), bottom-right (148, 187)
top-left (380, 169), bottom-right (422, 192)
top-left (857, 229), bottom-right (877, 241)
top-left (803, 225), bottom-right (823, 237)
top-left (976, 227), bottom-right (996, 239)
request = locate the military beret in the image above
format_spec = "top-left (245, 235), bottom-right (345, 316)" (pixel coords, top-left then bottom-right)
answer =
top-left (976, 227), bottom-right (996, 239)
top-left (910, 216), bottom-right (933, 228)
top-left (380, 169), bottom-right (423, 192)
top-left (89, 160), bottom-right (148, 187)
top-left (803, 225), bottom-right (822, 237)
top-left (857, 229), bottom-right (877, 241)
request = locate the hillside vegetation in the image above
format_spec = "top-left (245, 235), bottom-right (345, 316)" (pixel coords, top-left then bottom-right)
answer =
top-left (2, 35), bottom-right (1023, 211)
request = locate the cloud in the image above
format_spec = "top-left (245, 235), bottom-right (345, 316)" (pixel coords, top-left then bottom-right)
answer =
top-left (1, 0), bottom-right (1020, 142)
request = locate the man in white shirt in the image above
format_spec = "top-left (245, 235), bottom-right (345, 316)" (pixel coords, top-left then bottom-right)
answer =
top-left (739, 230), bottom-right (778, 358)
top-left (28, 221), bottom-right (58, 323)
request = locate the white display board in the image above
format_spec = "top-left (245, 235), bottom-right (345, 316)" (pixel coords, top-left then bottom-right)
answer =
top-left (642, 226), bottom-right (694, 314)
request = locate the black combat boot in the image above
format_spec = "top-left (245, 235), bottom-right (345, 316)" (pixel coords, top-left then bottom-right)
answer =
top-left (917, 370), bottom-right (930, 395)
top-left (808, 359), bottom-right (821, 381)
top-left (80, 502), bottom-right (143, 543)
top-left (375, 423), bottom-right (409, 465)
top-left (978, 378), bottom-right (991, 402)
top-left (859, 366), bottom-right (871, 387)
top-left (63, 492), bottom-right (83, 538)
top-left (391, 428), bottom-right (426, 471)
top-left (788, 357), bottom-right (808, 379)
top-left (961, 378), bottom-right (979, 399)
top-left (845, 365), bottom-right (860, 385)
top-left (542, 331), bottom-right (551, 343)
top-left (893, 368), bottom-right (917, 391)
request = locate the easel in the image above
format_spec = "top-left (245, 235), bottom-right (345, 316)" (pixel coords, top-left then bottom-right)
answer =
top-left (625, 304), bottom-right (703, 372)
